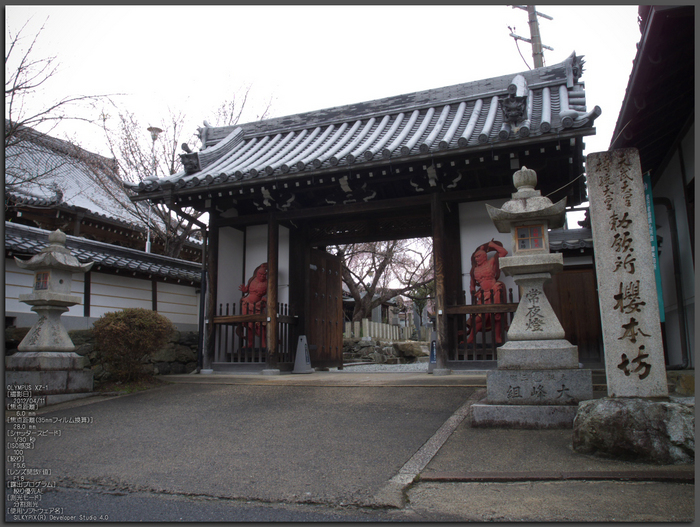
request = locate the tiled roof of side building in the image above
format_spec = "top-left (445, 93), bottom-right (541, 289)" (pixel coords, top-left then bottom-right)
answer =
top-left (132, 52), bottom-right (600, 196)
top-left (5, 121), bottom-right (145, 229)
top-left (548, 228), bottom-right (594, 251)
top-left (5, 222), bottom-right (202, 284)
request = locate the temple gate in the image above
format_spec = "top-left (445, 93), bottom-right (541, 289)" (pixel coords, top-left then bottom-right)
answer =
top-left (128, 53), bottom-right (601, 373)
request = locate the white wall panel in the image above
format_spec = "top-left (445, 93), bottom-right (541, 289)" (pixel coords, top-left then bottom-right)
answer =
top-left (217, 226), bottom-right (245, 312)
top-left (156, 281), bottom-right (199, 324)
top-left (89, 274), bottom-right (151, 318)
top-left (5, 261), bottom-right (34, 314)
top-left (5, 259), bottom-right (85, 316)
top-left (458, 199), bottom-right (517, 303)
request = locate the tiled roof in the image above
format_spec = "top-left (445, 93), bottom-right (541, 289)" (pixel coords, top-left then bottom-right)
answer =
top-left (5, 222), bottom-right (202, 284)
top-left (549, 228), bottom-right (593, 251)
top-left (131, 52), bottom-right (600, 197)
top-left (5, 122), bottom-right (146, 229)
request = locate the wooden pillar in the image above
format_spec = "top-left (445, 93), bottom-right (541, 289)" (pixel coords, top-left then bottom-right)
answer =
top-left (83, 270), bottom-right (91, 318)
top-left (266, 215), bottom-right (279, 369)
top-left (289, 222), bottom-right (308, 347)
top-left (204, 224), bottom-right (218, 370)
top-left (151, 278), bottom-right (158, 311)
top-left (431, 193), bottom-right (449, 370)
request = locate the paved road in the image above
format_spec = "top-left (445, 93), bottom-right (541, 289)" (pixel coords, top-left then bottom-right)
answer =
top-left (5, 375), bottom-right (694, 522)
top-left (14, 381), bottom-right (474, 510)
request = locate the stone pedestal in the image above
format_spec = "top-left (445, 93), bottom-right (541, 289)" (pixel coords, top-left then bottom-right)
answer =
top-left (496, 340), bottom-right (579, 369)
top-left (472, 367), bottom-right (592, 428)
top-left (5, 352), bottom-right (94, 408)
top-left (16, 305), bottom-right (76, 352)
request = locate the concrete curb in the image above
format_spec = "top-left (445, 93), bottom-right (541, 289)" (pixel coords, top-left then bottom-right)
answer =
top-left (370, 389), bottom-right (486, 508)
top-left (420, 469), bottom-right (695, 483)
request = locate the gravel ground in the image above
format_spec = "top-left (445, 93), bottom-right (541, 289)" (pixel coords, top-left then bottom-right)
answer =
top-left (331, 361), bottom-right (430, 373)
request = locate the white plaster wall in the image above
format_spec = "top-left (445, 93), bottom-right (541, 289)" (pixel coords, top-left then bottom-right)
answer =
top-left (5, 258), bottom-right (86, 317)
top-left (216, 224), bottom-right (290, 313)
top-left (157, 281), bottom-right (199, 325)
top-left (217, 226), bottom-right (245, 312)
top-left (245, 224), bottom-right (268, 283)
top-left (5, 259), bottom-right (35, 314)
top-left (459, 199), bottom-right (518, 303)
top-left (278, 226), bottom-right (290, 306)
top-left (89, 274), bottom-right (151, 317)
top-left (651, 125), bottom-right (695, 367)
top-left (243, 224), bottom-right (290, 306)
top-left (6, 258), bottom-right (200, 329)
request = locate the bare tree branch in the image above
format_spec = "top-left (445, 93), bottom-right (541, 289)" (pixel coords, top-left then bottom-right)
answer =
top-left (5, 19), bottom-right (113, 151)
top-left (329, 238), bottom-right (434, 322)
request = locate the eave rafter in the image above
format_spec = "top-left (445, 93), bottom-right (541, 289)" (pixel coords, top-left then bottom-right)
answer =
top-left (146, 128), bottom-right (590, 218)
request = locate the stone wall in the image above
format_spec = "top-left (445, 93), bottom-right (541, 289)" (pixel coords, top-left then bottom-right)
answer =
top-left (343, 337), bottom-right (429, 365)
top-left (5, 327), bottom-right (199, 381)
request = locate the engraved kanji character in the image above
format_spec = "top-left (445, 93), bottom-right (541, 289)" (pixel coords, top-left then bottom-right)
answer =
top-left (618, 317), bottom-right (651, 343)
top-left (556, 384), bottom-right (572, 399)
top-left (630, 345), bottom-right (652, 380)
top-left (614, 253), bottom-right (636, 274)
top-left (609, 211), bottom-right (633, 232)
top-left (617, 353), bottom-right (631, 376)
top-left (618, 346), bottom-right (652, 380)
top-left (525, 289), bottom-right (545, 331)
top-left (611, 231), bottom-right (634, 253)
top-left (613, 281), bottom-right (646, 313)
top-left (531, 385), bottom-right (547, 399)
top-left (507, 386), bottom-right (523, 399)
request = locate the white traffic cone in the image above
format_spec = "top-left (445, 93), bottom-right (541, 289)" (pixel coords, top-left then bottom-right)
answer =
top-left (292, 335), bottom-right (314, 374)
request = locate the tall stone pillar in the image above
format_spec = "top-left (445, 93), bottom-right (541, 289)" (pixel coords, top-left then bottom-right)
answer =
top-left (586, 148), bottom-right (668, 397)
top-left (570, 150), bottom-right (690, 464)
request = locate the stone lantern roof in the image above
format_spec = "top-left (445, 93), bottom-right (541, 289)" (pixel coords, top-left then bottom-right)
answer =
top-left (485, 166), bottom-right (567, 232)
top-left (14, 229), bottom-right (93, 274)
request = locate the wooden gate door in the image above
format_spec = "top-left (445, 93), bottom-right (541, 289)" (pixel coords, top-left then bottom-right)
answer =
top-left (307, 249), bottom-right (343, 369)
top-left (543, 267), bottom-right (603, 366)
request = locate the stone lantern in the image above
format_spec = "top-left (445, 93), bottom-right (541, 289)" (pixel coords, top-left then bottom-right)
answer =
top-left (470, 167), bottom-right (592, 428)
top-left (6, 230), bottom-right (94, 404)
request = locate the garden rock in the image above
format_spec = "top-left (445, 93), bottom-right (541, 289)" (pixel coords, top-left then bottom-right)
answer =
top-left (393, 341), bottom-right (428, 359)
top-left (572, 396), bottom-right (695, 464)
top-left (151, 343), bottom-right (196, 364)
top-left (370, 351), bottom-right (387, 364)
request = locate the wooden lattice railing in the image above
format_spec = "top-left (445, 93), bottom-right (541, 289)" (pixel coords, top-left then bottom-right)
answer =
top-left (445, 288), bottom-right (518, 361)
top-left (213, 302), bottom-right (297, 364)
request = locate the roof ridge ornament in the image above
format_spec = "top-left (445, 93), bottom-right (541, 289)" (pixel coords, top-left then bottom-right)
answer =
top-left (565, 51), bottom-right (585, 88)
top-left (499, 75), bottom-right (531, 138)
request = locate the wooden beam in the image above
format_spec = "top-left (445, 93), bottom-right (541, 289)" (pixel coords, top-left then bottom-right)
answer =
top-left (266, 214), bottom-right (279, 369)
top-left (216, 194), bottom-right (433, 228)
top-left (445, 303), bottom-right (519, 315)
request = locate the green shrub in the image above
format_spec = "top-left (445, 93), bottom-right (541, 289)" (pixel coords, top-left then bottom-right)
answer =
top-left (93, 308), bottom-right (174, 382)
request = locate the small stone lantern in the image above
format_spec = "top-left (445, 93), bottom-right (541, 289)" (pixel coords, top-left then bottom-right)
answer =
top-left (6, 230), bottom-right (94, 404)
top-left (486, 166), bottom-right (569, 347)
top-left (470, 167), bottom-right (593, 428)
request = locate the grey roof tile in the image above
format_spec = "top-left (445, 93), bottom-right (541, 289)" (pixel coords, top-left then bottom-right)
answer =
top-left (129, 53), bottom-right (600, 197)
top-left (5, 222), bottom-right (201, 284)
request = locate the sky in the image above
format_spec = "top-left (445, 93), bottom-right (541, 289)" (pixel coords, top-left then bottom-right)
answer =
top-left (6, 5), bottom-right (641, 162)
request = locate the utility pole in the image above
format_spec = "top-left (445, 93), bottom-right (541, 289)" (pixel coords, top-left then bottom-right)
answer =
top-left (509, 5), bottom-right (553, 68)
